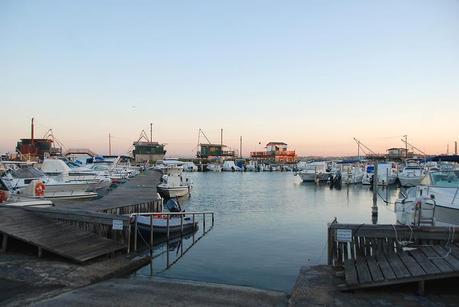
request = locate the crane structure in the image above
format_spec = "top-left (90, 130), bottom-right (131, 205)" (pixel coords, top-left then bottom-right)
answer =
top-left (401, 136), bottom-right (427, 157)
top-left (353, 137), bottom-right (377, 158)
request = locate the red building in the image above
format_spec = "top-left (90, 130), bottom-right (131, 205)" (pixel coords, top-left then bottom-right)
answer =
top-left (250, 142), bottom-right (297, 163)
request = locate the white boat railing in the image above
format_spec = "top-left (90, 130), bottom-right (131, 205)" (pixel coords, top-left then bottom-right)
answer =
top-left (127, 211), bottom-right (215, 253)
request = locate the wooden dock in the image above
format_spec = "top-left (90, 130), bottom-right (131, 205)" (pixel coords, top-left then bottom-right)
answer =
top-left (328, 222), bottom-right (459, 294)
top-left (0, 207), bottom-right (125, 263)
top-left (0, 170), bottom-right (165, 262)
top-left (343, 244), bottom-right (459, 292)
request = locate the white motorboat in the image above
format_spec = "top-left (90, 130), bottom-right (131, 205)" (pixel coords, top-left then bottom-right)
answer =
top-left (41, 159), bottom-right (112, 190)
top-left (394, 170), bottom-right (459, 226)
top-left (1, 166), bottom-right (93, 196)
top-left (296, 161), bottom-right (330, 182)
top-left (398, 163), bottom-right (426, 187)
top-left (336, 161), bottom-right (364, 184)
top-left (134, 199), bottom-right (198, 235)
top-left (0, 179), bottom-right (54, 207)
top-left (376, 162), bottom-right (398, 186)
top-left (20, 180), bottom-right (99, 200)
top-left (361, 164), bottom-right (375, 185)
top-left (222, 161), bottom-right (242, 172)
top-left (183, 162), bottom-right (198, 172)
top-left (206, 163), bottom-right (222, 172)
top-left (157, 166), bottom-right (192, 198)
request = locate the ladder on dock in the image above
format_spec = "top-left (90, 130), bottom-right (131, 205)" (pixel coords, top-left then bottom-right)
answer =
top-left (0, 207), bottom-right (125, 263)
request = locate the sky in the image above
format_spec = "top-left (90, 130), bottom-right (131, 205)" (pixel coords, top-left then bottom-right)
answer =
top-left (1, 0), bottom-right (458, 157)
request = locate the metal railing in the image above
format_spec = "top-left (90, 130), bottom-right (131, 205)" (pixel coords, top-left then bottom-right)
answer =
top-left (127, 211), bottom-right (214, 253)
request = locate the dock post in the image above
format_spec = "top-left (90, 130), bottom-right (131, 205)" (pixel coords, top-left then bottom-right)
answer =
top-left (1, 234), bottom-right (8, 253)
top-left (418, 280), bottom-right (425, 296)
top-left (212, 213), bottom-right (214, 227)
top-left (38, 247), bottom-right (42, 258)
top-left (166, 215), bottom-right (170, 241)
top-left (192, 214), bottom-right (196, 243)
top-left (134, 218), bottom-right (138, 252)
top-left (180, 214), bottom-right (183, 236)
top-left (150, 215), bottom-right (153, 247)
top-left (127, 223), bottom-right (131, 254)
top-left (372, 163), bottom-right (378, 224)
top-left (203, 213), bottom-right (206, 232)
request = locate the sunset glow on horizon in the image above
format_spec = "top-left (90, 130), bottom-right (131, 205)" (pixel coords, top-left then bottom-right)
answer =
top-left (1, 1), bottom-right (458, 158)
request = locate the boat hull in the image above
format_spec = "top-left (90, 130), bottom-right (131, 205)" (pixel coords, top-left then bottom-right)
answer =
top-left (298, 172), bottom-right (329, 182)
top-left (157, 186), bottom-right (190, 198)
top-left (136, 216), bottom-right (198, 234)
top-left (398, 175), bottom-right (423, 187)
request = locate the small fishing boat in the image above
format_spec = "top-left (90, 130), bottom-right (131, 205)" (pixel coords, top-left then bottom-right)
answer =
top-left (157, 166), bottom-right (192, 198)
top-left (135, 199), bottom-right (198, 235)
top-left (206, 163), bottom-right (222, 172)
top-left (222, 161), bottom-right (242, 172)
top-left (296, 161), bottom-right (330, 182)
top-left (361, 164), bottom-right (375, 185)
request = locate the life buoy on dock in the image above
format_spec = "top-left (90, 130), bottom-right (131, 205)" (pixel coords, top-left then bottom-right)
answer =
top-left (34, 181), bottom-right (46, 197)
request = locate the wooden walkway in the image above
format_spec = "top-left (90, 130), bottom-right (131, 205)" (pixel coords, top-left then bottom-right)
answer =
top-left (53, 170), bottom-right (162, 212)
top-left (343, 244), bottom-right (459, 291)
top-left (0, 207), bottom-right (125, 263)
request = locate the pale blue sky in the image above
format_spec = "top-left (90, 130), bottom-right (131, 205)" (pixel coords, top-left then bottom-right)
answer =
top-left (1, 1), bottom-right (458, 156)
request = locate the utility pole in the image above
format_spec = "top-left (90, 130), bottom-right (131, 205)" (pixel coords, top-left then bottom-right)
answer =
top-left (403, 135), bottom-right (408, 158)
top-left (455, 141), bottom-right (458, 155)
top-left (220, 129), bottom-right (223, 147)
top-left (150, 123), bottom-right (153, 142)
top-left (240, 136), bottom-right (243, 158)
top-left (31, 117), bottom-right (35, 144)
top-left (109, 133), bottom-right (112, 155)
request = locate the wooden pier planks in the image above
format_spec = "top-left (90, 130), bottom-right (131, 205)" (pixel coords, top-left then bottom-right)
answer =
top-left (0, 208), bottom-right (125, 263)
top-left (343, 243), bottom-right (459, 291)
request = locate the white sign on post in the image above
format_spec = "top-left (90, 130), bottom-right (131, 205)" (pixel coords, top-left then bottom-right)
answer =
top-left (336, 229), bottom-right (352, 242)
top-left (112, 219), bottom-right (124, 230)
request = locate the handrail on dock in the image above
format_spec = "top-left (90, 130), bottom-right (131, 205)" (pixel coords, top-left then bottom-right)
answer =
top-left (127, 211), bottom-right (215, 254)
top-left (327, 222), bottom-right (459, 267)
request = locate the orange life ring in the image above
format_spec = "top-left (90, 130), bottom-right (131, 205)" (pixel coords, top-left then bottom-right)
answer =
top-left (35, 182), bottom-right (46, 197)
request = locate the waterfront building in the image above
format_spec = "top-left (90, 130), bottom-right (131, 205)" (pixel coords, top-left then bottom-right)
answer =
top-left (250, 141), bottom-right (297, 163)
top-left (197, 144), bottom-right (235, 159)
top-left (133, 141), bottom-right (166, 163)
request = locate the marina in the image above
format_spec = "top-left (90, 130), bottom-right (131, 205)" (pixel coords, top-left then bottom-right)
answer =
top-left (2, 1), bottom-right (459, 306)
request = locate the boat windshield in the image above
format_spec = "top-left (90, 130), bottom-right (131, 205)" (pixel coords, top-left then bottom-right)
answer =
top-left (430, 171), bottom-right (459, 187)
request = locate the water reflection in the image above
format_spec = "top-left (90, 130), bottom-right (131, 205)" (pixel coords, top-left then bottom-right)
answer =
top-left (136, 224), bottom-right (214, 276)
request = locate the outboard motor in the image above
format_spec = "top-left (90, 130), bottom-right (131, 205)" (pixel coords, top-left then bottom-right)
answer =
top-left (165, 198), bottom-right (182, 212)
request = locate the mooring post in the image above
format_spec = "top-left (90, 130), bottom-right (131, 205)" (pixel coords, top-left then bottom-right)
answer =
top-left (166, 215), bottom-right (170, 241)
top-left (192, 213), bottom-right (196, 243)
top-left (372, 163), bottom-right (378, 224)
top-left (203, 213), bottom-right (206, 232)
top-left (134, 217), bottom-right (138, 252)
top-left (127, 222), bottom-right (131, 254)
top-left (212, 213), bottom-right (214, 227)
top-left (1, 234), bottom-right (8, 253)
top-left (150, 215), bottom-right (153, 246)
top-left (38, 247), bottom-right (42, 258)
top-left (180, 214), bottom-right (184, 235)
top-left (418, 280), bottom-right (425, 296)
top-left (386, 167), bottom-right (389, 201)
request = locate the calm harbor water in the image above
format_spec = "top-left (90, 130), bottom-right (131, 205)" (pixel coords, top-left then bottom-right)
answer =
top-left (133, 172), bottom-right (399, 293)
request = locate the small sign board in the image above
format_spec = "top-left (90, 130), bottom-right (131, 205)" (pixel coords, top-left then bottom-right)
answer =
top-left (336, 229), bottom-right (352, 242)
top-left (112, 219), bottom-right (124, 230)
